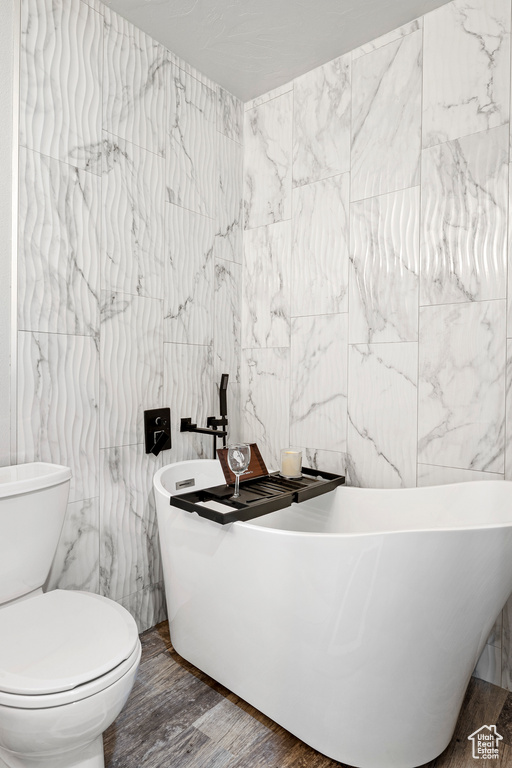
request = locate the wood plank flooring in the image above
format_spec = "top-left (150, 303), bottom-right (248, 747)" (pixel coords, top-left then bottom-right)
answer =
top-left (104, 621), bottom-right (512, 767)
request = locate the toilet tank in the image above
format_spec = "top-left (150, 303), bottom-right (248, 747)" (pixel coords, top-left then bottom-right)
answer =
top-left (0, 462), bottom-right (71, 604)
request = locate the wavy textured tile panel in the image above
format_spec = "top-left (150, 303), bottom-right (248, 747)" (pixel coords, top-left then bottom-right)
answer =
top-left (82, 0), bottom-right (104, 11)
top-left (421, 126), bottom-right (508, 306)
top-left (215, 131), bottom-right (243, 263)
top-left (241, 348), bottom-right (290, 472)
top-left (423, 0), bottom-right (510, 148)
top-left (244, 91), bottom-right (293, 229)
top-left (290, 315), bottom-right (348, 452)
top-left (164, 343), bottom-right (215, 463)
top-left (100, 292), bottom-right (164, 448)
top-left (17, 331), bottom-right (99, 502)
top-left (118, 582), bottom-right (167, 634)
top-left (242, 221), bottom-right (291, 349)
top-left (99, 444), bottom-right (163, 602)
top-left (164, 205), bottom-right (214, 345)
top-left (418, 300), bottom-right (506, 473)
top-left (293, 54), bottom-right (351, 187)
top-left (103, 7), bottom-right (168, 156)
top-left (351, 31), bottom-right (422, 201)
top-left (350, 187), bottom-right (419, 343)
top-left (18, 148), bottom-right (100, 336)
top-left (347, 342), bottom-right (418, 488)
top-left (217, 87), bottom-right (243, 144)
top-left (167, 66), bottom-right (217, 217)
top-left (292, 175), bottom-right (350, 317)
top-left (102, 136), bottom-right (166, 299)
top-left (214, 259), bottom-right (241, 384)
top-left (47, 497), bottom-right (100, 592)
top-left (20, 0), bottom-right (103, 170)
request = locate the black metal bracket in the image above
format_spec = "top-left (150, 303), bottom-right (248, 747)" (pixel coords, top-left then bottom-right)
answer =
top-left (180, 417), bottom-right (227, 459)
top-left (179, 373), bottom-right (230, 458)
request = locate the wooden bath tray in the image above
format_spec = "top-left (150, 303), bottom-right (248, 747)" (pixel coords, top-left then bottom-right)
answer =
top-left (169, 467), bottom-right (345, 525)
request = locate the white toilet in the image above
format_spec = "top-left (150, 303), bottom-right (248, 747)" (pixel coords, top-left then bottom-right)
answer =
top-left (0, 462), bottom-right (141, 768)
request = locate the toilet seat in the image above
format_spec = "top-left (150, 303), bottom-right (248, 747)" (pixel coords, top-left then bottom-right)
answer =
top-left (0, 590), bottom-right (140, 708)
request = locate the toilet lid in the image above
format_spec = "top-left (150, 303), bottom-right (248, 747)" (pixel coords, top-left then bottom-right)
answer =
top-left (0, 590), bottom-right (139, 695)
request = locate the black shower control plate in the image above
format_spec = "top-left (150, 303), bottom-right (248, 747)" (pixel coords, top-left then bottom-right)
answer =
top-left (144, 407), bottom-right (172, 454)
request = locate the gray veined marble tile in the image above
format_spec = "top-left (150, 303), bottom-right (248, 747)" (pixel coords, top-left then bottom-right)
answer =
top-left (215, 132), bottom-right (243, 264)
top-left (349, 186), bottom-right (419, 344)
top-left (351, 30), bottom-right (422, 202)
top-left (347, 342), bottom-right (418, 488)
top-left (241, 348), bottom-right (290, 472)
top-left (242, 221), bottom-right (291, 349)
top-left (164, 343), bottom-right (215, 464)
top-left (244, 82), bottom-right (293, 112)
top-left (244, 91), bottom-right (293, 229)
top-left (164, 205), bottom-right (214, 346)
top-left (225, 383), bottom-right (242, 444)
top-left (422, 0), bottom-right (511, 148)
top-left (292, 54), bottom-right (351, 187)
top-left (417, 464), bottom-right (504, 486)
top-left (217, 87), bottom-right (243, 144)
top-left (47, 497), bottom-right (100, 593)
top-left (118, 582), bottom-right (167, 634)
top-left (18, 147), bottom-right (101, 337)
top-left (420, 125), bottom-right (508, 306)
top-left (300, 448), bottom-right (346, 476)
top-left (17, 331), bottom-right (99, 503)
top-left (352, 17), bottom-right (422, 60)
top-left (418, 300), bottom-right (506, 473)
top-left (507, 165), bottom-right (512, 337)
top-left (167, 65), bottom-right (218, 217)
top-left (100, 291), bottom-right (164, 449)
top-left (101, 135), bottom-right (166, 299)
top-left (99, 444), bottom-right (163, 603)
top-left (291, 174), bottom-right (350, 317)
top-left (290, 315), bottom-right (348, 453)
top-left (214, 258), bottom-right (241, 385)
top-left (103, 7), bottom-right (169, 156)
top-left (20, 0), bottom-right (103, 171)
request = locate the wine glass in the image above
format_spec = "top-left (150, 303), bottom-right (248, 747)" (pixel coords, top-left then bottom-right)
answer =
top-left (227, 443), bottom-right (251, 499)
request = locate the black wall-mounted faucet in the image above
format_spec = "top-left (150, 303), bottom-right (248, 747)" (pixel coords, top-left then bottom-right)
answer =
top-left (207, 373), bottom-right (229, 449)
top-left (180, 374), bottom-right (229, 458)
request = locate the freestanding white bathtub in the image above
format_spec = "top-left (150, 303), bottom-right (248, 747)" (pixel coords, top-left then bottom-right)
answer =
top-left (154, 460), bottom-right (512, 768)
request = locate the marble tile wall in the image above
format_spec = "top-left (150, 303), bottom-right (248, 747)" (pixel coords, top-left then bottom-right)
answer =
top-left (240, 0), bottom-right (512, 688)
top-left (17, 0), bottom-right (243, 631)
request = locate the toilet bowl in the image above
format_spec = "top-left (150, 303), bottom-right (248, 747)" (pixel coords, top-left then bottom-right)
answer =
top-left (0, 463), bottom-right (142, 768)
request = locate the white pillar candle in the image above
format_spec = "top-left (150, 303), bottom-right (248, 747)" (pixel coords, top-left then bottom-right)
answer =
top-left (280, 449), bottom-right (302, 478)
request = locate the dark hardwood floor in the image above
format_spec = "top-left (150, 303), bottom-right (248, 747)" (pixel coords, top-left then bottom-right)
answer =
top-left (104, 621), bottom-right (512, 767)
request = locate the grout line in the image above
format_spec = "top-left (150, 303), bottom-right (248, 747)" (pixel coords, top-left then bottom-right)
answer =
top-left (415, 19), bottom-right (425, 491)
top-left (10, 0), bottom-right (21, 464)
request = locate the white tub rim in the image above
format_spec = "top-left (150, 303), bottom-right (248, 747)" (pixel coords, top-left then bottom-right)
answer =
top-left (154, 462), bottom-right (512, 538)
